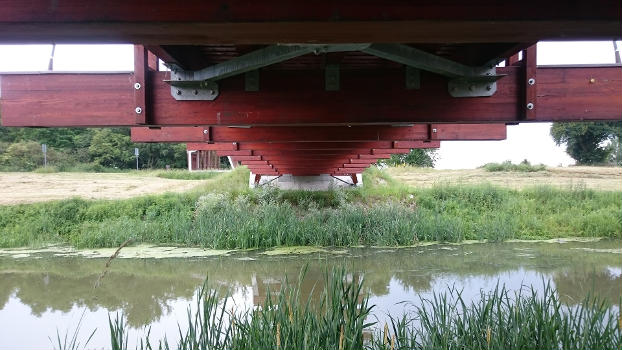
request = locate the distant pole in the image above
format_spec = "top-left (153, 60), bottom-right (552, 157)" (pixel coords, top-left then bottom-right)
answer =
top-left (48, 44), bottom-right (56, 71)
top-left (614, 41), bottom-right (621, 64)
top-left (134, 147), bottom-right (139, 170)
top-left (41, 144), bottom-right (47, 167)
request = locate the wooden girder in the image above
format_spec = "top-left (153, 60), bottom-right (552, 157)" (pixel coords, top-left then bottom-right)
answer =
top-left (2, 66), bottom-right (620, 128)
top-left (0, 0), bottom-right (619, 46)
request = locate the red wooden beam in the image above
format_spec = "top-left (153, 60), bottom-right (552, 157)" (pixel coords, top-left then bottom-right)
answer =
top-left (129, 124), bottom-right (505, 143)
top-left (2, 67), bottom-right (620, 128)
top-left (0, 0), bottom-right (618, 44)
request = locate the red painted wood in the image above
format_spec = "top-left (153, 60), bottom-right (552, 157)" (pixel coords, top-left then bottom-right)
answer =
top-left (372, 148), bottom-right (411, 155)
top-left (524, 46), bottom-right (538, 120)
top-left (237, 142), bottom-right (393, 150)
top-left (216, 150), bottom-right (252, 156)
top-left (3, 66), bottom-right (619, 128)
top-left (393, 140), bottom-right (440, 148)
top-left (133, 45), bottom-right (148, 124)
top-left (186, 142), bottom-right (238, 151)
top-left (0, 1), bottom-right (618, 44)
top-left (229, 156), bottom-right (262, 161)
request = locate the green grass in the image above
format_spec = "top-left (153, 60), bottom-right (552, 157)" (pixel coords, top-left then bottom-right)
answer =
top-left (0, 166), bottom-right (620, 249)
top-left (154, 170), bottom-right (222, 180)
top-left (103, 269), bottom-right (621, 350)
top-left (481, 160), bottom-right (547, 172)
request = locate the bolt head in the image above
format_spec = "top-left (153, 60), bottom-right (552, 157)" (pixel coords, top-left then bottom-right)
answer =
top-left (176, 90), bottom-right (182, 95)
top-left (486, 85), bottom-right (492, 91)
top-left (432, 128), bottom-right (437, 133)
top-left (208, 90), bottom-right (215, 95)
top-left (528, 78), bottom-right (535, 85)
top-left (193, 90), bottom-right (198, 95)
top-left (203, 129), bottom-right (209, 134)
top-left (135, 107), bottom-right (143, 114)
top-left (589, 78), bottom-right (596, 84)
top-left (134, 82), bottom-right (141, 90)
top-left (526, 103), bottom-right (534, 110)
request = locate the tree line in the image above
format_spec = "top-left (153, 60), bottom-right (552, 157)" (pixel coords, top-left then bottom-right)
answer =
top-left (0, 125), bottom-right (187, 171)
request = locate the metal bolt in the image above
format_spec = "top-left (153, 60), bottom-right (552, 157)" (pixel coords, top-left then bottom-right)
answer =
top-left (203, 129), bottom-right (209, 134)
top-left (528, 78), bottom-right (535, 85)
top-left (134, 82), bottom-right (141, 90)
top-left (208, 90), bottom-right (215, 95)
top-left (589, 78), bottom-right (596, 84)
top-left (135, 107), bottom-right (143, 114)
top-left (526, 103), bottom-right (534, 110)
top-left (432, 128), bottom-right (437, 133)
top-left (193, 90), bottom-right (198, 95)
top-left (468, 85), bottom-right (475, 91)
top-left (486, 85), bottom-right (492, 91)
top-left (176, 90), bottom-right (182, 95)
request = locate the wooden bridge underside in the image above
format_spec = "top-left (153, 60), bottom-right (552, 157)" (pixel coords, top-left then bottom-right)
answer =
top-left (0, 1), bottom-right (620, 177)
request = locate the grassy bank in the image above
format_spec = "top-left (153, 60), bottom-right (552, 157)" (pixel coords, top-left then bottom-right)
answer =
top-left (0, 167), bottom-right (620, 249)
top-left (98, 269), bottom-right (621, 350)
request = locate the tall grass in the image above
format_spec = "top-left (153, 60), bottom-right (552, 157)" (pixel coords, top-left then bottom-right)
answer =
top-left (370, 284), bottom-right (621, 350)
top-left (481, 160), bottom-right (547, 172)
top-left (105, 269), bottom-right (621, 350)
top-left (0, 167), bottom-right (620, 249)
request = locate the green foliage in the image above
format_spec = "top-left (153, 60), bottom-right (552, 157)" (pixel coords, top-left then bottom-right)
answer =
top-left (1, 167), bottom-right (620, 249)
top-left (0, 119), bottom-right (194, 170)
top-left (88, 129), bottom-right (134, 168)
top-left (381, 148), bottom-right (437, 167)
top-left (155, 170), bottom-right (221, 180)
top-left (105, 271), bottom-right (621, 350)
top-left (481, 159), bottom-right (547, 172)
top-left (370, 283), bottom-right (621, 350)
top-left (551, 121), bottom-right (622, 165)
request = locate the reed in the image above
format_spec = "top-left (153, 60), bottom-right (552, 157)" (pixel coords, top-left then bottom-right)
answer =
top-left (105, 270), bottom-right (621, 350)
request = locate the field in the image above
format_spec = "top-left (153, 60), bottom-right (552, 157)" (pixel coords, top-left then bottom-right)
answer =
top-left (0, 171), bottom-right (212, 205)
top-left (0, 166), bottom-right (619, 205)
top-left (387, 166), bottom-right (622, 191)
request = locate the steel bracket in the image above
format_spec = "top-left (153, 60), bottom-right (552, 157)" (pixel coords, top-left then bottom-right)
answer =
top-left (448, 70), bottom-right (499, 97)
top-left (167, 69), bottom-right (219, 101)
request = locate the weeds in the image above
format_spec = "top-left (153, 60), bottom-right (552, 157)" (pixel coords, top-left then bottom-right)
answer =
top-left (103, 269), bottom-right (621, 350)
top-left (481, 160), bottom-right (547, 172)
top-left (0, 167), bottom-right (620, 249)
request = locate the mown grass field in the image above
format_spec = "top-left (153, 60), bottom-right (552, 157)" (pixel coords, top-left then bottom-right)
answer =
top-left (0, 166), bottom-right (620, 249)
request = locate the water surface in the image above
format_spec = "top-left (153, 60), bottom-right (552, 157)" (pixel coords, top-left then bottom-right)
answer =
top-left (0, 240), bottom-right (620, 349)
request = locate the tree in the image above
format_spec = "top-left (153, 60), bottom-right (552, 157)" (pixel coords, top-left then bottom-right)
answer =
top-left (550, 121), bottom-right (622, 165)
top-left (381, 148), bottom-right (437, 167)
top-left (88, 129), bottom-right (134, 168)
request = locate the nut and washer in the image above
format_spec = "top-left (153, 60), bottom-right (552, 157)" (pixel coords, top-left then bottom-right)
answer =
top-left (134, 82), bottom-right (142, 90)
top-left (203, 129), bottom-right (209, 134)
top-left (526, 103), bottom-right (534, 110)
top-left (528, 78), bottom-right (535, 85)
top-left (135, 107), bottom-right (143, 114)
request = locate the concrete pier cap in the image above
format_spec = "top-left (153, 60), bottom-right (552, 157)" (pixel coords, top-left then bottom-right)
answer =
top-left (249, 173), bottom-right (363, 190)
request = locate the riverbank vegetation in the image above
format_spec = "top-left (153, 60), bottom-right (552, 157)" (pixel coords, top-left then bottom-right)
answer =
top-left (100, 269), bottom-right (621, 350)
top-left (0, 166), bottom-right (620, 249)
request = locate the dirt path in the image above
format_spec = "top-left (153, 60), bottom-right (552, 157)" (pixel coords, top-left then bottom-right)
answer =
top-left (387, 166), bottom-right (622, 191)
top-left (0, 172), bottom-right (207, 205)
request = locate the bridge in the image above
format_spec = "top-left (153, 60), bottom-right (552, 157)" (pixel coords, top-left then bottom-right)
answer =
top-left (0, 1), bottom-right (620, 187)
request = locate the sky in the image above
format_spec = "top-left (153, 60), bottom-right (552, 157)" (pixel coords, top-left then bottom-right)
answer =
top-left (0, 41), bottom-right (620, 169)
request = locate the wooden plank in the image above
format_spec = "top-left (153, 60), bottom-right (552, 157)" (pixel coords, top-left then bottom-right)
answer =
top-left (524, 45), bottom-right (537, 120)
top-left (3, 66), bottom-right (620, 127)
top-left (0, 1), bottom-right (618, 44)
top-left (133, 45), bottom-right (148, 124)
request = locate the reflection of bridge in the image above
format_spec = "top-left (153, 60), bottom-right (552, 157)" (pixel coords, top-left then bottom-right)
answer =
top-left (0, 1), bottom-right (620, 186)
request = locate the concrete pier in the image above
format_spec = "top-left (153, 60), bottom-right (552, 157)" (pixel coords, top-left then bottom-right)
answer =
top-left (249, 173), bottom-right (362, 190)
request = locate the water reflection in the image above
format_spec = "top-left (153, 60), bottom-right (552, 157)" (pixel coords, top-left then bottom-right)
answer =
top-left (0, 240), bottom-right (620, 348)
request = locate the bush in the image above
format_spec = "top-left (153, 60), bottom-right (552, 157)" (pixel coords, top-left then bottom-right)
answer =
top-left (481, 160), bottom-right (547, 172)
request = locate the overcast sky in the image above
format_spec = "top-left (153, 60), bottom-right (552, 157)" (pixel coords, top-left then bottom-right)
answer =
top-left (0, 41), bottom-right (619, 169)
